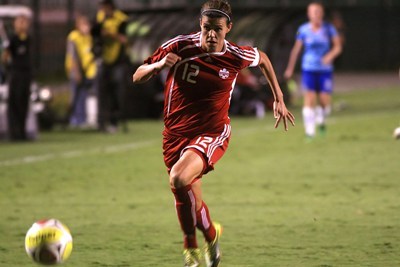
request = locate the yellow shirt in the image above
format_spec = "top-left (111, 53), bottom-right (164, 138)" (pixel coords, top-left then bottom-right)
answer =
top-left (96, 10), bottom-right (129, 65)
top-left (65, 30), bottom-right (97, 79)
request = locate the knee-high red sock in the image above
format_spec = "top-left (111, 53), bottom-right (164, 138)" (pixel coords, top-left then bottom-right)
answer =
top-left (171, 184), bottom-right (198, 248)
top-left (196, 201), bottom-right (216, 242)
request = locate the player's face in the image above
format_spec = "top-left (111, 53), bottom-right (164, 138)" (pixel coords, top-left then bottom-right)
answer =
top-left (200, 16), bottom-right (232, 53)
top-left (307, 4), bottom-right (324, 26)
top-left (100, 4), bottom-right (114, 17)
top-left (76, 18), bottom-right (90, 35)
top-left (14, 16), bottom-right (29, 34)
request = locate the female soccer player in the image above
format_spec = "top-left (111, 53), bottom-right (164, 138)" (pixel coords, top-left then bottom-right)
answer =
top-left (133, 0), bottom-right (295, 266)
top-left (284, 2), bottom-right (342, 139)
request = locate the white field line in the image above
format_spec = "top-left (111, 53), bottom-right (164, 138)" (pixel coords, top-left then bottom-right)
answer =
top-left (0, 124), bottom-right (277, 167)
top-left (0, 140), bottom-right (157, 167)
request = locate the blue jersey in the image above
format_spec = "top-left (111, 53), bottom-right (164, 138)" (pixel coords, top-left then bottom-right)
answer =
top-left (296, 22), bottom-right (338, 72)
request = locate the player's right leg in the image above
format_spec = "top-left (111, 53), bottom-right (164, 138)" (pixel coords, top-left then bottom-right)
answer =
top-left (301, 71), bottom-right (318, 140)
top-left (302, 91), bottom-right (317, 139)
top-left (170, 150), bottom-right (205, 266)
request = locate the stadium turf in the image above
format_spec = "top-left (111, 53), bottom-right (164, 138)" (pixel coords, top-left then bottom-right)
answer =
top-left (1, 86), bottom-right (399, 266)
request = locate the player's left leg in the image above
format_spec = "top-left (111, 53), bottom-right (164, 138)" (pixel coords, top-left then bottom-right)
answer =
top-left (204, 222), bottom-right (222, 267)
top-left (315, 71), bottom-right (333, 135)
top-left (186, 163), bottom-right (221, 267)
top-left (315, 92), bottom-right (332, 132)
top-left (170, 129), bottom-right (229, 266)
top-left (189, 132), bottom-right (230, 267)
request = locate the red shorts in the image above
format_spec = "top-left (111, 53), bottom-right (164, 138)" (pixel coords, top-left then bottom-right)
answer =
top-left (163, 124), bottom-right (231, 177)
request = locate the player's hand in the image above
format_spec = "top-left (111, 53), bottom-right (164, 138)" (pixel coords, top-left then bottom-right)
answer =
top-left (273, 100), bottom-right (295, 131)
top-left (158, 53), bottom-right (181, 70)
top-left (322, 54), bottom-right (333, 65)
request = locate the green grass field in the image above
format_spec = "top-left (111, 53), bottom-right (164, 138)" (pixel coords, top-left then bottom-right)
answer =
top-left (1, 86), bottom-right (400, 267)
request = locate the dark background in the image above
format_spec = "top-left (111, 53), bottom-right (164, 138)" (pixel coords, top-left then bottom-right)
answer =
top-left (0, 0), bottom-right (399, 119)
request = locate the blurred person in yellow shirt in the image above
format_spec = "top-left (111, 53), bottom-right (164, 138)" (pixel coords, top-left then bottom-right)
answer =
top-left (92, 0), bottom-right (129, 133)
top-left (65, 15), bottom-right (96, 128)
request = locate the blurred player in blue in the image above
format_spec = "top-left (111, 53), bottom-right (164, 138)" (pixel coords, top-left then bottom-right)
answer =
top-left (284, 2), bottom-right (342, 139)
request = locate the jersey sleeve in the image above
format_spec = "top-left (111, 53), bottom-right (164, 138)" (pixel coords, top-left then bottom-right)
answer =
top-left (143, 47), bottom-right (168, 65)
top-left (231, 45), bottom-right (260, 69)
top-left (143, 35), bottom-right (180, 65)
top-left (327, 23), bottom-right (339, 39)
top-left (247, 47), bottom-right (260, 68)
top-left (296, 25), bottom-right (306, 42)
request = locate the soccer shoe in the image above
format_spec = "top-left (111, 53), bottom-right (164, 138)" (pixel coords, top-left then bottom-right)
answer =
top-left (318, 124), bottom-right (327, 137)
top-left (204, 222), bottom-right (223, 267)
top-left (305, 134), bottom-right (314, 143)
top-left (183, 248), bottom-right (201, 267)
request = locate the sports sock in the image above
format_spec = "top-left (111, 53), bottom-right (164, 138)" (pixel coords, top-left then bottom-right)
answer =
top-left (323, 105), bottom-right (332, 117)
top-left (315, 105), bottom-right (331, 126)
top-left (171, 185), bottom-right (198, 248)
top-left (196, 201), bottom-right (216, 242)
top-left (315, 105), bottom-right (324, 125)
top-left (302, 106), bottom-right (316, 137)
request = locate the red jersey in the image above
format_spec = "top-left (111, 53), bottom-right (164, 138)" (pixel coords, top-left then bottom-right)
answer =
top-left (144, 32), bottom-right (260, 137)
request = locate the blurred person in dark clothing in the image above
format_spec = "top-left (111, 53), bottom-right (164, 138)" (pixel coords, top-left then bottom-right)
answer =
top-left (2, 15), bottom-right (32, 141)
top-left (92, 0), bottom-right (129, 133)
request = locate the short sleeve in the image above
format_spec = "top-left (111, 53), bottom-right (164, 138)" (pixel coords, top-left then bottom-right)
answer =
top-left (143, 47), bottom-right (168, 65)
top-left (248, 47), bottom-right (260, 67)
top-left (144, 35), bottom-right (180, 65)
top-left (328, 23), bottom-right (338, 38)
top-left (296, 26), bottom-right (305, 41)
top-left (232, 45), bottom-right (260, 69)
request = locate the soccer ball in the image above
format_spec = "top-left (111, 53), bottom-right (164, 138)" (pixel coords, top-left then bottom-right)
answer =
top-left (393, 127), bottom-right (400, 140)
top-left (25, 219), bottom-right (73, 265)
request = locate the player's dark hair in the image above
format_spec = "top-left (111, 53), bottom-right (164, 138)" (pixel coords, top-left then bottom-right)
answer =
top-left (99, 0), bottom-right (115, 9)
top-left (201, 0), bottom-right (232, 24)
top-left (308, 1), bottom-right (325, 9)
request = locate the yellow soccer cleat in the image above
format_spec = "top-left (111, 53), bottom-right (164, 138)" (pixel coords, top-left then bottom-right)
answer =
top-left (183, 248), bottom-right (201, 267)
top-left (204, 222), bottom-right (223, 267)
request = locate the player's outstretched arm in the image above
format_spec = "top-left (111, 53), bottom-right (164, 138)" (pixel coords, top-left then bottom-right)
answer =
top-left (258, 50), bottom-right (295, 131)
top-left (284, 40), bottom-right (303, 80)
top-left (132, 53), bottom-right (181, 84)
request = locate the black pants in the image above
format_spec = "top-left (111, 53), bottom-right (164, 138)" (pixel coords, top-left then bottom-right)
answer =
top-left (7, 70), bottom-right (31, 140)
top-left (97, 62), bottom-right (127, 130)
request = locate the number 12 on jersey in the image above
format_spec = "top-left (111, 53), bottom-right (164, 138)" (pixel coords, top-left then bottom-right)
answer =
top-left (182, 63), bottom-right (199, 84)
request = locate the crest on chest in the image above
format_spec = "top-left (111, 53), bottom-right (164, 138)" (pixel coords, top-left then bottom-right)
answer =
top-left (219, 68), bottom-right (229, 79)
